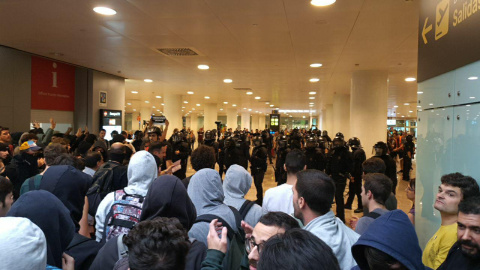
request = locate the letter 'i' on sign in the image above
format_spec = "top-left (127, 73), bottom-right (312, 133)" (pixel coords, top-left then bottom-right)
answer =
top-left (52, 62), bottom-right (58, 88)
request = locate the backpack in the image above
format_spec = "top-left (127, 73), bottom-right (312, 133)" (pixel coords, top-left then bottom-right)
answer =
top-left (239, 200), bottom-right (256, 221)
top-left (195, 206), bottom-right (246, 270)
top-left (366, 211), bottom-right (382, 219)
top-left (86, 162), bottom-right (120, 216)
top-left (103, 189), bottom-right (144, 243)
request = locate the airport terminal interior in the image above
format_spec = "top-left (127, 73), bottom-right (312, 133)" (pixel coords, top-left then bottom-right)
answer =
top-left (1, 0), bottom-right (480, 269)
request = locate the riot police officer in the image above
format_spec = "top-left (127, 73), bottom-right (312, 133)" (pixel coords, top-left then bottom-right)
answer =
top-left (345, 137), bottom-right (366, 213)
top-left (217, 132), bottom-right (226, 177)
top-left (169, 131), bottom-right (190, 179)
top-left (304, 136), bottom-right (325, 171)
top-left (262, 130), bottom-right (274, 164)
top-left (326, 136), bottom-right (353, 223)
top-left (250, 136), bottom-right (268, 205)
top-left (275, 135), bottom-right (289, 185)
top-left (373, 141), bottom-right (398, 194)
top-left (237, 131), bottom-right (250, 169)
top-left (204, 130), bottom-right (219, 163)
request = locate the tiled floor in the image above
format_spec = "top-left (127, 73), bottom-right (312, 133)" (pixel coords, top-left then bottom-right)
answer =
top-left (186, 155), bottom-right (415, 229)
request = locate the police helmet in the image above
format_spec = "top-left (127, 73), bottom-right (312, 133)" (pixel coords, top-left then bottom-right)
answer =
top-left (373, 141), bottom-right (388, 156)
top-left (406, 135), bottom-right (413, 143)
top-left (147, 126), bottom-right (161, 136)
top-left (306, 136), bottom-right (318, 149)
top-left (322, 130), bottom-right (328, 137)
top-left (332, 136), bottom-right (345, 149)
top-left (317, 136), bottom-right (326, 149)
top-left (336, 132), bottom-right (344, 139)
top-left (348, 137), bottom-right (362, 149)
top-left (253, 136), bottom-right (263, 147)
top-left (204, 130), bottom-right (214, 141)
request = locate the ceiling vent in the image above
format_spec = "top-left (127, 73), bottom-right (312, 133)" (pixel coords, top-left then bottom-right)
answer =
top-left (233, 88), bottom-right (252, 91)
top-left (157, 48), bottom-right (199, 56)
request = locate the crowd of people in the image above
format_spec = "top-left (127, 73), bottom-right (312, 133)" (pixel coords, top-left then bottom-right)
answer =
top-left (0, 118), bottom-right (479, 270)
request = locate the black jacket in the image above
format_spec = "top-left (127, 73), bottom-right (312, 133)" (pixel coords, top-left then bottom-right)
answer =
top-left (438, 242), bottom-right (480, 270)
top-left (304, 147), bottom-right (325, 171)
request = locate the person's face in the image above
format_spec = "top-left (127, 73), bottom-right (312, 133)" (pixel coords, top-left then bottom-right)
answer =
top-left (99, 130), bottom-right (106, 139)
top-left (148, 133), bottom-right (158, 142)
top-left (0, 192), bottom-right (13, 216)
top-left (434, 184), bottom-right (463, 214)
top-left (247, 223), bottom-right (285, 270)
top-left (155, 146), bottom-right (167, 160)
top-left (457, 212), bottom-right (480, 259)
top-left (0, 150), bottom-right (8, 160)
top-left (361, 184), bottom-right (369, 209)
top-left (292, 184), bottom-right (303, 222)
top-left (405, 184), bottom-right (415, 201)
top-left (0, 131), bottom-right (11, 143)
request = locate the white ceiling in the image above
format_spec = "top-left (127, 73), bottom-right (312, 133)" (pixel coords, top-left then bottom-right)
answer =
top-left (0, 0), bottom-right (420, 118)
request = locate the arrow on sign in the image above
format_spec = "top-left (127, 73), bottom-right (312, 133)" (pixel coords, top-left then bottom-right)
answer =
top-left (422, 17), bottom-right (433, 44)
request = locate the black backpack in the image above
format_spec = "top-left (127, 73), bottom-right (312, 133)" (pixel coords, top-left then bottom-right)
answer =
top-left (86, 162), bottom-right (120, 216)
top-left (195, 206), bottom-right (246, 270)
top-left (239, 200), bottom-right (256, 221)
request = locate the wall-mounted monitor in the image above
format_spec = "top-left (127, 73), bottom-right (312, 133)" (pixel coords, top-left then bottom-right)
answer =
top-left (100, 109), bottom-right (122, 141)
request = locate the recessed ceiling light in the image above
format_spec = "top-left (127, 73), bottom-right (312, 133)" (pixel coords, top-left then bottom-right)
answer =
top-left (402, 115), bottom-right (405, 117)
top-left (184, 101), bottom-right (188, 104)
top-left (187, 91), bottom-right (194, 95)
top-left (409, 111), bottom-right (413, 113)
top-left (417, 105), bottom-right (422, 108)
top-left (394, 105), bottom-right (398, 108)
top-left (131, 91), bottom-right (138, 94)
top-left (309, 91), bottom-right (317, 95)
top-left (204, 96), bottom-right (210, 99)
top-left (309, 105), bottom-right (314, 107)
top-left (196, 104), bottom-right (201, 106)
top-left (246, 92), bottom-right (253, 95)
top-left (248, 109), bottom-right (252, 111)
top-left (224, 101), bottom-right (228, 104)
top-left (182, 107), bottom-right (185, 109)
top-left (127, 103), bottom-right (131, 105)
top-left (470, 97), bottom-right (476, 99)
top-left (157, 109), bottom-right (160, 112)
top-left (220, 108), bottom-right (224, 111)
top-left (133, 109), bottom-right (136, 111)
top-left (145, 101), bottom-right (149, 103)
top-left (144, 79), bottom-right (153, 83)
top-left (404, 103), bottom-right (410, 105)
top-left (243, 107), bottom-right (247, 110)
top-left (405, 77), bottom-right (416, 82)
top-left (198, 65), bottom-right (209, 70)
top-left (309, 97), bottom-right (315, 99)
top-left (255, 97), bottom-right (261, 100)
top-left (270, 105), bottom-right (274, 107)
top-left (310, 63), bottom-right (322, 68)
top-left (310, 0), bottom-right (336, 6)
top-left (309, 102), bottom-right (314, 104)
top-left (192, 108), bottom-right (195, 110)
top-left (93, 7), bottom-right (117, 15)
top-left (265, 102), bottom-right (270, 104)
top-left (303, 116), bottom-right (306, 118)
top-left (468, 76), bottom-right (478, 80)
top-left (232, 104), bottom-right (237, 107)
top-left (152, 106), bottom-right (156, 108)
top-left (161, 103), bottom-right (165, 106)
top-left (224, 79), bottom-right (233, 83)
top-left (309, 78), bottom-right (320, 83)
top-left (417, 91), bottom-right (423, 94)
top-left (155, 96), bottom-right (161, 98)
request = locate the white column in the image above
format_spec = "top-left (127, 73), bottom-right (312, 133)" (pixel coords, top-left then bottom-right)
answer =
top-left (333, 94), bottom-right (350, 139)
top-left (325, 105), bottom-right (333, 133)
top-left (164, 94), bottom-right (182, 138)
top-left (309, 116), bottom-right (313, 129)
top-left (259, 115), bottom-right (266, 130)
top-left (350, 70), bottom-right (388, 157)
top-left (227, 108), bottom-right (238, 130)
top-left (251, 114), bottom-right (260, 131)
top-left (203, 103), bottom-right (218, 131)
top-left (241, 112), bottom-right (251, 130)
top-left (190, 113), bottom-right (198, 133)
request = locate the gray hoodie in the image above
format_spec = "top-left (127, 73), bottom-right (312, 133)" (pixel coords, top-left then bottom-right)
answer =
top-left (223, 164), bottom-right (263, 227)
top-left (187, 168), bottom-right (238, 246)
top-left (0, 217), bottom-right (47, 270)
top-left (95, 150), bottom-right (158, 242)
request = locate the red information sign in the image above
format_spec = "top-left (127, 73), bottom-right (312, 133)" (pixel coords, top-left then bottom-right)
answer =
top-left (31, 56), bottom-right (75, 111)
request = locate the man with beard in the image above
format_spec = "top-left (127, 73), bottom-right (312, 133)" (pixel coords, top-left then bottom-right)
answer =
top-left (423, 173), bottom-right (480, 269)
top-left (439, 196), bottom-right (480, 269)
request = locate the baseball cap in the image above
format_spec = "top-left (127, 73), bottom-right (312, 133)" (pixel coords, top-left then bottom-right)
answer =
top-left (0, 143), bottom-right (9, 152)
top-left (19, 140), bottom-right (41, 151)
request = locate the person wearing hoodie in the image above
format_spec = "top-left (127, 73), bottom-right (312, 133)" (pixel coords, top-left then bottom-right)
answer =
top-left (40, 165), bottom-right (101, 270)
top-left (351, 210), bottom-right (424, 270)
top-left (293, 169), bottom-right (359, 270)
top-left (224, 164), bottom-right (263, 227)
top-left (95, 150), bottom-right (158, 242)
top-left (7, 190), bottom-right (76, 269)
top-left (90, 175), bottom-right (206, 270)
top-left (188, 168), bottom-right (239, 247)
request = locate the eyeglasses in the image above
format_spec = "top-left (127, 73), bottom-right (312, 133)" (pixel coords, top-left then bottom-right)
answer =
top-left (245, 237), bottom-right (264, 254)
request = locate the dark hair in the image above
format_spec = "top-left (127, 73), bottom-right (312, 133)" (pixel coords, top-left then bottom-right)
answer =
top-left (364, 246), bottom-right (405, 269)
top-left (362, 157), bottom-right (386, 174)
top-left (85, 134), bottom-right (97, 145)
top-left (363, 173), bottom-right (392, 205)
top-left (149, 141), bottom-right (169, 154)
top-left (459, 196), bottom-right (480, 215)
top-left (410, 178), bottom-right (416, 190)
top-left (109, 144), bottom-right (126, 163)
top-left (84, 152), bottom-right (102, 169)
top-left (441, 173), bottom-right (480, 201)
top-left (0, 126), bottom-right (9, 132)
top-left (190, 145), bottom-right (216, 171)
top-left (123, 217), bottom-right (190, 270)
top-left (153, 155), bottom-right (162, 170)
top-left (20, 133), bottom-right (38, 144)
top-left (258, 212), bottom-right (300, 231)
top-left (257, 228), bottom-right (340, 270)
top-left (44, 143), bottom-right (68, 166)
top-left (100, 129), bottom-right (106, 133)
top-left (295, 170), bottom-right (335, 215)
top-left (52, 154), bottom-right (83, 170)
top-left (285, 149), bottom-right (306, 175)
top-left (0, 176), bottom-right (13, 207)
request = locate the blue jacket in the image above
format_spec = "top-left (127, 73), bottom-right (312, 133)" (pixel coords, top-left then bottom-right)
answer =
top-left (351, 210), bottom-right (425, 270)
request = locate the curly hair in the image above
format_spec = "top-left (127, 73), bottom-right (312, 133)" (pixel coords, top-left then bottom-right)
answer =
top-left (190, 145), bottom-right (216, 171)
top-left (441, 173), bottom-right (480, 201)
top-left (123, 217), bottom-right (190, 270)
